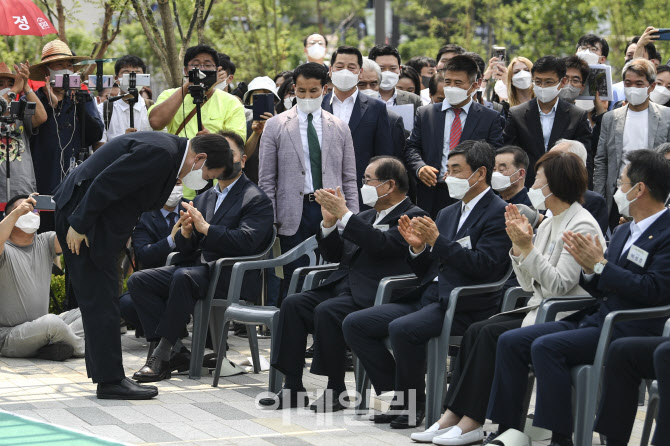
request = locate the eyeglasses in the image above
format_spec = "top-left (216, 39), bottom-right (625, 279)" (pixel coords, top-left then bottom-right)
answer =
top-left (616, 179), bottom-right (634, 188)
top-left (578, 46), bottom-right (601, 54)
top-left (362, 177), bottom-right (387, 186)
top-left (187, 64), bottom-right (217, 70)
top-left (533, 79), bottom-right (560, 88)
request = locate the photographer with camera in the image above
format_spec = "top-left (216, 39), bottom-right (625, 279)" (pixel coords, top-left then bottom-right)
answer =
top-left (97, 55), bottom-right (153, 144)
top-left (27, 40), bottom-right (104, 208)
top-left (0, 62), bottom-right (47, 200)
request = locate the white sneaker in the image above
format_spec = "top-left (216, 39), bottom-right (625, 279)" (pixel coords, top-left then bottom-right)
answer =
top-left (410, 423), bottom-right (454, 443)
top-left (432, 426), bottom-right (485, 445)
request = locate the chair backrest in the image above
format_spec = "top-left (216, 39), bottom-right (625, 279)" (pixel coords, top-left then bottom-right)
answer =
top-left (664, 318), bottom-right (670, 337)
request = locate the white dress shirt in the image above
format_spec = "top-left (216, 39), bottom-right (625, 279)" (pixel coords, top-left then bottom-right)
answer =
top-left (297, 106), bottom-right (323, 194)
top-left (212, 175), bottom-right (241, 213)
top-left (161, 207), bottom-right (179, 249)
top-left (538, 99), bottom-right (559, 150)
top-left (330, 89), bottom-right (359, 124)
top-left (321, 198), bottom-right (407, 237)
top-left (383, 89), bottom-right (398, 107)
top-left (97, 98), bottom-right (152, 143)
top-left (457, 187), bottom-right (491, 232)
top-left (177, 140), bottom-right (190, 179)
top-left (440, 98), bottom-right (473, 177)
top-left (622, 108), bottom-right (649, 173)
top-left (621, 208), bottom-right (667, 256)
top-left (420, 88), bottom-right (431, 105)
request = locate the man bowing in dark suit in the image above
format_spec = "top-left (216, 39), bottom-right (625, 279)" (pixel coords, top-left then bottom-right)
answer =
top-left (259, 156), bottom-right (427, 411)
top-left (128, 131), bottom-right (274, 383)
top-left (503, 56), bottom-right (592, 187)
top-left (344, 141), bottom-right (512, 428)
top-left (54, 131), bottom-right (232, 399)
top-left (404, 55), bottom-right (505, 218)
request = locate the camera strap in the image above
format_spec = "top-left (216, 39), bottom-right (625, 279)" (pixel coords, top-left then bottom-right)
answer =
top-left (175, 88), bottom-right (215, 136)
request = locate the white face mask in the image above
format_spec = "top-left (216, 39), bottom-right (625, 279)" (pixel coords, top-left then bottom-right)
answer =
top-left (360, 180), bottom-right (390, 207)
top-left (491, 170), bottom-right (521, 191)
top-left (511, 71), bottom-right (532, 90)
top-left (15, 211), bottom-right (40, 234)
top-left (494, 78), bottom-right (509, 100)
top-left (307, 44), bottom-right (326, 60)
top-left (559, 84), bottom-right (582, 102)
top-left (650, 85), bottom-right (670, 104)
top-left (331, 69), bottom-right (359, 91)
top-left (576, 50), bottom-right (600, 65)
top-left (613, 183), bottom-right (639, 218)
top-left (359, 89), bottom-right (381, 100)
top-left (165, 185), bottom-right (183, 207)
top-left (283, 96), bottom-right (295, 110)
top-left (296, 94), bottom-right (322, 114)
top-left (528, 183), bottom-right (553, 211)
top-left (182, 159), bottom-right (208, 190)
top-left (380, 71), bottom-right (399, 90)
top-left (575, 99), bottom-right (595, 112)
top-left (534, 83), bottom-right (561, 103)
top-left (215, 81), bottom-right (228, 91)
top-left (443, 85), bottom-right (472, 106)
top-left (624, 86), bottom-right (650, 106)
top-left (446, 170), bottom-right (479, 200)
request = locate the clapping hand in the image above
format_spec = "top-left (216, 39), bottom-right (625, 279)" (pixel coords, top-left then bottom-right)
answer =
top-left (315, 188), bottom-right (339, 228)
top-left (562, 231), bottom-right (605, 274)
top-left (410, 216), bottom-right (440, 247)
top-left (505, 204), bottom-right (533, 255)
top-left (182, 201), bottom-right (209, 235)
top-left (398, 215), bottom-right (425, 253)
top-left (315, 186), bottom-right (349, 221)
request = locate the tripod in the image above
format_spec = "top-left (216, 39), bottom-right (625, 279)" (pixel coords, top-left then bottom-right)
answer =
top-left (188, 84), bottom-right (206, 132)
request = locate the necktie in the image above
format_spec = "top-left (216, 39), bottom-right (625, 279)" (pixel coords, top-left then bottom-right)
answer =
top-left (167, 212), bottom-right (178, 229)
top-left (449, 108), bottom-right (463, 151)
top-left (307, 113), bottom-right (322, 190)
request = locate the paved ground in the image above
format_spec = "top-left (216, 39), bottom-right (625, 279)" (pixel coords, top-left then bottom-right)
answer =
top-left (0, 330), bottom-right (653, 446)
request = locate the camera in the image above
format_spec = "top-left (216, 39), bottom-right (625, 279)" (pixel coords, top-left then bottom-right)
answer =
top-left (121, 73), bottom-right (151, 90)
top-left (493, 46), bottom-right (506, 64)
top-left (0, 95), bottom-right (36, 123)
top-left (88, 74), bottom-right (115, 90)
top-left (51, 73), bottom-right (82, 89)
top-left (188, 68), bottom-right (217, 90)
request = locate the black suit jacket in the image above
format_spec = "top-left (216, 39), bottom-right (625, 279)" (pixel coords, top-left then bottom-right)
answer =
top-left (579, 210), bottom-right (670, 337)
top-left (408, 189), bottom-right (512, 312)
top-left (175, 174), bottom-right (274, 301)
top-left (583, 190), bottom-right (608, 236)
top-left (507, 187), bottom-right (532, 206)
top-left (387, 109), bottom-right (408, 160)
top-left (503, 98), bottom-right (592, 186)
top-left (316, 198), bottom-right (428, 307)
top-left (54, 132), bottom-right (187, 268)
top-left (132, 202), bottom-right (186, 270)
top-left (322, 92), bottom-right (393, 190)
top-left (404, 101), bottom-right (505, 215)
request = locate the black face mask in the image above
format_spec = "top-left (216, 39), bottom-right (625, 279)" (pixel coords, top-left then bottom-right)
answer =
top-left (421, 76), bottom-right (432, 89)
top-left (219, 161), bottom-right (242, 181)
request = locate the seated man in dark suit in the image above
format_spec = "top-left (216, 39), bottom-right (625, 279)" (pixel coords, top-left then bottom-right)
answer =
top-left (128, 131), bottom-right (274, 382)
top-left (259, 156), bottom-right (427, 411)
top-left (404, 55), bottom-right (505, 218)
top-left (503, 56), bottom-right (592, 187)
top-left (492, 145), bottom-right (532, 206)
top-left (344, 141), bottom-right (512, 428)
top-left (487, 149), bottom-right (670, 446)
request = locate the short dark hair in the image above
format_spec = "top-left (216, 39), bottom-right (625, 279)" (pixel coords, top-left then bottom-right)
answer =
top-left (114, 55), bottom-right (146, 76)
top-left (303, 34), bottom-right (328, 47)
top-left (293, 62), bottom-right (329, 87)
top-left (189, 133), bottom-right (234, 172)
top-left (368, 44), bottom-right (401, 66)
top-left (625, 149), bottom-right (670, 203)
top-left (369, 156), bottom-right (409, 193)
top-left (444, 55), bottom-right (479, 84)
top-left (405, 56), bottom-right (436, 74)
top-left (4, 194), bottom-right (30, 217)
top-left (535, 151), bottom-right (587, 204)
top-left (436, 44), bottom-right (465, 62)
top-left (463, 51), bottom-right (485, 79)
top-left (183, 44), bottom-right (218, 67)
top-left (628, 36), bottom-right (658, 61)
top-left (657, 64), bottom-right (670, 76)
top-left (274, 70), bottom-right (293, 83)
top-left (218, 53), bottom-right (236, 75)
top-left (276, 75), bottom-right (295, 113)
top-left (532, 55), bottom-right (567, 79)
top-left (577, 34), bottom-right (610, 58)
top-left (218, 130), bottom-right (245, 156)
top-left (399, 66), bottom-right (421, 93)
top-left (448, 140), bottom-right (496, 185)
top-left (496, 145), bottom-right (530, 170)
top-left (429, 72), bottom-right (444, 96)
top-left (331, 46), bottom-right (363, 68)
top-left (564, 55), bottom-right (589, 84)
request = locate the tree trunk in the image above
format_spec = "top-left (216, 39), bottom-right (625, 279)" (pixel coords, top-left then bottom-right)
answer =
top-left (56, 0), bottom-right (67, 44)
top-left (157, 0), bottom-right (183, 87)
top-left (131, 0), bottom-right (172, 86)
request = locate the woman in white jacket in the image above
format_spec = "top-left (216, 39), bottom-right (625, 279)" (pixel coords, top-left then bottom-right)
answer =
top-left (411, 151), bottom-right (606, 446)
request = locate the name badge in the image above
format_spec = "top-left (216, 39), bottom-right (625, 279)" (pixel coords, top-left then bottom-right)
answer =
top-left (374, 224), bottom-right (390, 232)
top-left (627, 245), bottom-right (649, 268)
top-left (456, 236), bottom-right (472, 250)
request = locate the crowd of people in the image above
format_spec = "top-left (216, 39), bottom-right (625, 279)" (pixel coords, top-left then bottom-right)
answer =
top-left (1, 26), bottom-right (670, 446)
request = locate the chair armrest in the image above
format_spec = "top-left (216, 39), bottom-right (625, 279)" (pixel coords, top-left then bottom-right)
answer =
top-left (301, 265), bottom-right (340, 293)
top-left (500, 287), bottom-right (533, 313)
top-left (374, 274), bottom-right (420, 306)
top-left (664, 319), bottom-right (670, 337)
top-left (534, 296), bottom-right (596, 324)
top-left (166, 252), bottom-right (178, 266)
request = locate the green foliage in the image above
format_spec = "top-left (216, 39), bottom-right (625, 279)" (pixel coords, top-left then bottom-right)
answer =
top-left (50, 274), bottom-right (66, 314)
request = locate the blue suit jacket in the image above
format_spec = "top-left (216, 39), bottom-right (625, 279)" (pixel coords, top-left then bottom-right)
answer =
top-left (408, 189), bottom-right (512, 312)
top-left (132, 201), bottom-right (186, 270)
top-left (580, 209), bottom-right (670, 336)
top-left (404, 101), bottom-right (505, 216)
top-left (322, 92), bottom-right (394, 190)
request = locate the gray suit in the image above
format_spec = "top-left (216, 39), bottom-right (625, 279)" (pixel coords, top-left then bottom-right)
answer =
top-left (395, 89), bottom-right (423, 113)
top-left (258, 106), bottom-right (359, 236)
top-left (594, 102), bottom-right (670, 211)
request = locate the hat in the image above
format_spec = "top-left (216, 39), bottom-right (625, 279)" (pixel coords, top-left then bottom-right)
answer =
top-left (243, 76), bottom-right (280, 103)
top-left (0, 63), bottom-right (17, 81)
top-left (28, 40), bottom-right (88, 81)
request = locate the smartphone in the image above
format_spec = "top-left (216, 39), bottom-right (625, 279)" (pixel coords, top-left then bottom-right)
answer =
top-left (88, 75), bottom-right (115, 90)
top-left (121, 73), bottom-right (151, 89)
top-left (655, 28), bottom-right (670, 41)
top-left (31, 194), bottom-right (56, 211)
top-left (252, 93), bottom-right (275, 121)
top-left (493, 46), bottom-right (506, 65)
top-left (52, 74), bottom-right (81, 89)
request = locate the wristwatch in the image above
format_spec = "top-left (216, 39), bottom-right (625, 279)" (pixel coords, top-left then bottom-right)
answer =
top-left (593, 259), bottom-right (608, 274)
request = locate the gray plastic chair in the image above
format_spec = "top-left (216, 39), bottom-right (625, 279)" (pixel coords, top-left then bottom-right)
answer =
top-left (211, 236), bottom-right (320, 391)
top-left (639, 319), bottom-right (670, 446)
top-left (165, 227), bottom-right (277, 379)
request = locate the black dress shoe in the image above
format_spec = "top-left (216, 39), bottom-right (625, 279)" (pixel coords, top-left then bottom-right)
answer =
top-left (37, 342), bottom-right (74, 361)
top-left (309, 389), bottom-right (348, 412)
top-left (97, 377), bottom-right (158, 400)
top-left (132, 355), bottom-right (171, 382)
top-left (390, 406), bottom-right (425, 429)
top-left (259, 387), bottom-right (309, 409)
top-left (169, 347), bottom-right (191, 373)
